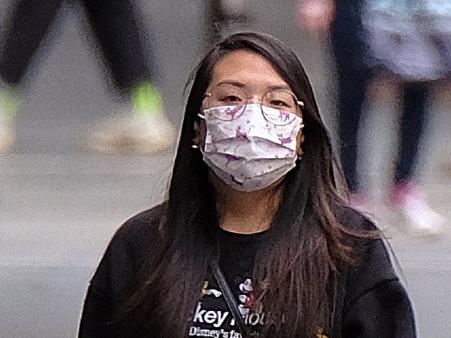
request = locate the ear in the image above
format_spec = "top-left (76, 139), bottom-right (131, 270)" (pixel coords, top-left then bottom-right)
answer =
top-left (296, 124), bottom-right (305, 156)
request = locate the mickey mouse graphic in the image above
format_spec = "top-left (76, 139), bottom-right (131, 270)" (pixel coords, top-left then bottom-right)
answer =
top-left (237, 278), bottom-right (256, 316)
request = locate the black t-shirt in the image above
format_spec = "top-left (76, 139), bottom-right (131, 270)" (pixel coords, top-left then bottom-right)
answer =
top-left (78, 204), bottom-right (416, 338)
top-left (189, 229), bottom-right (267, 337)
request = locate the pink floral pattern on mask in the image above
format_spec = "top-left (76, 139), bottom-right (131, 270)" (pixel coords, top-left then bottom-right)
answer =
top-left (225, 154), bottom-right (240, 163)
top-left (199, 104), bottom-right (303, 191)
top-left (279, 110), bottom-right (291, 123)
top-left (235, 126), bottom-right (248, 140)
top-left (225, 105), bottom-right (243, 120)
top-left (277, 133), bottom-right (293, 145)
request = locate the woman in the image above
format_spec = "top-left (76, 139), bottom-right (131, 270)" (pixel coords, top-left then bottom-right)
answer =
top-left (78, 32), bottom-right (416, 337)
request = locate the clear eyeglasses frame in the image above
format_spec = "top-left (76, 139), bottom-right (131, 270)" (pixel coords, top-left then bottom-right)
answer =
top-left (200, 84), bottom-right (304, 126)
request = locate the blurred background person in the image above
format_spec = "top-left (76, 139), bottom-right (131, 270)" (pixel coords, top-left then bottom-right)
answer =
top-left (204, 0), bottom-right (252, 45)
top-left (297, 0), bottom-right (448, 235)
top-left (0, 0), bottom-right (176, 155)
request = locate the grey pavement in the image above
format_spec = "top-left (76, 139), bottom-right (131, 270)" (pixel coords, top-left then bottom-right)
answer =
top-left (0, 1), bottom-right (450, 337)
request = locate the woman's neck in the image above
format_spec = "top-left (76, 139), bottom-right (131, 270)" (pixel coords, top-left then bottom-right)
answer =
top-left (211, 174), bottom-right (281, 234)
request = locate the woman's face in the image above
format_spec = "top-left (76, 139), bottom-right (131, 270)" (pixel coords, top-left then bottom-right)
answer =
top-left (195, 50), bottom-right (304, 153)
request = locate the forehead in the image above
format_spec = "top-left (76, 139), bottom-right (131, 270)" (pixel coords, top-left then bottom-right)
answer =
top-left (209, 50), bottom-right (290, 90)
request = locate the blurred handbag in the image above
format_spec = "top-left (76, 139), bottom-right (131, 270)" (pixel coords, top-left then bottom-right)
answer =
top-left (362, 0), bottom-right (451, 81)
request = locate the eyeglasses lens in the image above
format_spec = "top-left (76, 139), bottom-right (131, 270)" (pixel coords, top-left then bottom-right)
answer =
top-left (203, 85), bottom-right (299, 125)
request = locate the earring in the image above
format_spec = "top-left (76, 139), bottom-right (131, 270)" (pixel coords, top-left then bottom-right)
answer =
top-left (192, 121), bottom-right (200, 150)
top-left (298, 149), bottom-right (303, 158)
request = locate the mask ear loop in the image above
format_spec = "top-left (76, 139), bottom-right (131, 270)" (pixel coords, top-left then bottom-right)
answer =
top-left (193, 93), bottom-right (213, 149)
top-left (192, 108), bottom-right (206, 149)
top-left (197, 92), bottom-right (210, 120)
top-left (297, 100), bottom-right (305, 161)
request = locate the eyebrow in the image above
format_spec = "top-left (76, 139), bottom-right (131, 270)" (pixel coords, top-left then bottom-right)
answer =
top-left (267, 84), bottom-right (293, 91)
top-left (215, 80), bottom-right (293, 92)
top-left (215, 80), bottom-right (246, 88)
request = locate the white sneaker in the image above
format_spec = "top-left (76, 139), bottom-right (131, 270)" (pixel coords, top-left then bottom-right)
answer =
top-left (389, 182), bottom-right (446, 236)
top-left (85, 112), bottom-right (177, 155)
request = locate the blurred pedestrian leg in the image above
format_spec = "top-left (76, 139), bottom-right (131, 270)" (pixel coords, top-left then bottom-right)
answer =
top-left (331, 1), bottom-right (369, 197)
top-left (331, 0), bottom-right (373, 211)
top-left (393, 82), bottom-right (429, 186)
top-left (0, 0), bottom-right (63, 152)
top-left (0, 0), bottom-right (176, 155)
top-left (80, 0), bottom-right (176, 154)
top-left (388, 82), bottom-right (444, 235)
top-left (204, 0), bottom-right (251, 45)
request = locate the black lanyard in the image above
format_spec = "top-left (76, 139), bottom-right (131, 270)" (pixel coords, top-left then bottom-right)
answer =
top-left (210, 261), bottom-right (251, 337)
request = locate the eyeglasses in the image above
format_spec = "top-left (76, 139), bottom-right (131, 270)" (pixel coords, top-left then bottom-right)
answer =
top-left (201, 84), bottom-right (304, 126)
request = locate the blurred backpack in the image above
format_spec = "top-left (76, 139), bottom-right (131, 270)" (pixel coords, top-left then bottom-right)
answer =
top-left (363, 0), bottom-right (451, 81)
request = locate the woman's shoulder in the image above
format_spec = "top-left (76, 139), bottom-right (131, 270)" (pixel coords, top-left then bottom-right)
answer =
top-left (114, 202), bottom-right (167, 239)
top-left (334, 208), bottom-right (416, 336)
top-left (334, 206), bottom-right (401, 306)
top-left (335, 206), bottom-right (391, 267)
top-left (87, 203), bottom-right (168, 293)
top-left (335, 205), bottom-right (379, 233)
top-left (105, 202), bottom-right (168, 263)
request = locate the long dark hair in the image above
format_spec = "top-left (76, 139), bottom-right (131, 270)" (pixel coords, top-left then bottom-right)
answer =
top-left (120, 32), bottom-right (358, 337)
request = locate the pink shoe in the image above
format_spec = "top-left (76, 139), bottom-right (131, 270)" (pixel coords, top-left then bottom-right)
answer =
top-left (388, 181), bottom-right (445, 235)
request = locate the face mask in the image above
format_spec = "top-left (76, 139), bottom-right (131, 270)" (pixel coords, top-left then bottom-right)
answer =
top-left (199, 103), bottom-right (303, 192)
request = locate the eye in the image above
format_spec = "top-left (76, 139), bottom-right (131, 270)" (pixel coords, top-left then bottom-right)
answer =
top-left (270, 99), bottom-right (290, 107)
top-left (222, 95), bottom-right (243, 103)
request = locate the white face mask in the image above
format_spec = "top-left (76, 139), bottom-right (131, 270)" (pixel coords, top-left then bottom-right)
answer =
top-left (199, 103), bottom-right (304, 192)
